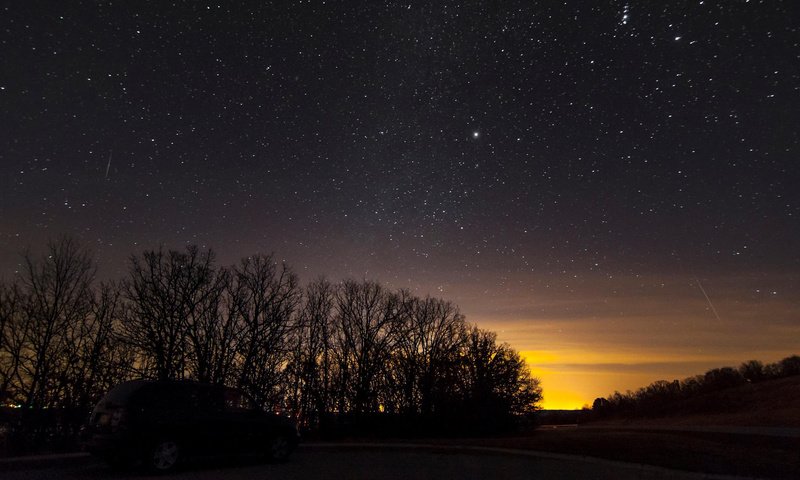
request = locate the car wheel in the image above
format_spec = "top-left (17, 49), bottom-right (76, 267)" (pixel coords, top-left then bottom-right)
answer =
top-left (148, 439), bottom-right (180, 472)
top-left (265, 434), bottom-right (291, 463)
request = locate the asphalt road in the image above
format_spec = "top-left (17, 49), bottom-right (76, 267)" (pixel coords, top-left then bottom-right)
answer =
top-left (2, 445), bottom-right (737, 480)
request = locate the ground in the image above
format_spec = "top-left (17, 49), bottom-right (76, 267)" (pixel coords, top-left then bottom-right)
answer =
top-left (410, 427), bottom-right (799, 479)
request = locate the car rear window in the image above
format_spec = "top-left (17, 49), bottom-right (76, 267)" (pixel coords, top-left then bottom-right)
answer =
top-left (223, 388), bottom-right (257, 412)
top-left (100, 380), bottom-right (150, 405)
top-left (131, 382), bottom-right (224, 413)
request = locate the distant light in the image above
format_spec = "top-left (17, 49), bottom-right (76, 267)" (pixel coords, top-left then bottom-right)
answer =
top-left (472, 131), bottom-right (480, 138)
top-left (674, 36), bottom-right (682, 41)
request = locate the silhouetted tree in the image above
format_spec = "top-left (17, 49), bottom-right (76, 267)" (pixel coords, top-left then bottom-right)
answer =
top-left (391, 294), bottom-right (467, 416)
top-left (119, 246), bottom-right (217, 380)
top-left (229, 254), bottom-right (300, 409)
top-left (739, 359), bottom-right (765, 383)
top-left (679, 374), bottom-right (705, 397)
top-left (0, 281), bottom-right (23, 405)
top-left (591, 397), bottom-right (610, 413)
top-left (62, 282), bottom-right (134, 411)
top-left (456, 327), bottom-right (542, 430)
top-left (778, 355), bottom-right (800, 377)
top-left (287, 277), bottom-right (336, 427)
top-left (332, 280), bottom-right (400, 414)
top-left (182, 265), bottom-right (231, 384)
top-left (0, 237), bottom-right (139, 453)
top-left (14, 237), bottom-right (97, 409)
top-left (592, 355), bottom-right (800, 420)
top-left (635, 380), bottom-right (681, 415)
top-left (3, 238), bottom-right (546, 444)
top-left (702, 367), bottom-right (744, 392)
top-left (1, 241), bottom-right (134, 410)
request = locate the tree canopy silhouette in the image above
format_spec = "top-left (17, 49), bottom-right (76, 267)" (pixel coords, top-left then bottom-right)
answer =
top-left (0, 238), bottom-right (542, 451)
top-left (590, 355), bottom-right (800, 419)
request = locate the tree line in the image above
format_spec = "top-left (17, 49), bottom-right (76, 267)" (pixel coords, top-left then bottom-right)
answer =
top-left (0, 237), bottom-right (541, 450)
top-left (590, 355), bottom-right (800, 419)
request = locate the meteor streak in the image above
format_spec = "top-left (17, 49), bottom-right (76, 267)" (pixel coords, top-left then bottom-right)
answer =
top-left (105, 150), bottom-right (112, 179)
top-left (695, 276), bottom-right (722, 321)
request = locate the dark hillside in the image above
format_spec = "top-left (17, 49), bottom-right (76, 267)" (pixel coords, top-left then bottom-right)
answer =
top-left (590, 375), bottom-right (800, 427)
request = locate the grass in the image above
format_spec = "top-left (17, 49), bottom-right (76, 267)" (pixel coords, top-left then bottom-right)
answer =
top-left (478, 376), bottom-right (800, 478)
top-left (432, 428), bottom-right (799, 479)
top-left (591, 375), bottom-right (800, 428)
top-left (334, 376), bottom-right (800, 479)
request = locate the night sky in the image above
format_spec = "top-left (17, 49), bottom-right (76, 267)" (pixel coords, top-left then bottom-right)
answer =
top-left (2, 1), bottom-right (799, 408)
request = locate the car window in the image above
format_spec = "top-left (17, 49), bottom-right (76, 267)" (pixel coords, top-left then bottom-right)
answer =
top-left (195, 385), bottom-right (224, 413)
top-left (184, 386), bottom-right (206, 411)
top-left (131, 383), bottom-right (167, 408)
top-left (133, 383), bottom-right (196, 410)
top-left (223, 388), bottom-right (256, 412)
top-left (101, 381), bottom-right (148, 405)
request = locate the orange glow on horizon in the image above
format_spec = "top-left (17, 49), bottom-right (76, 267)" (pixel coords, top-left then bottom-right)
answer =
top-left (519, 347), bottom-right (798, 410)
top-left (411, 272), bottom-right (800, 411)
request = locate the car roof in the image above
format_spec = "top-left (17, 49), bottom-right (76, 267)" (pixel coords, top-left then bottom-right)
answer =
top-left (103, 379), bottom-right (232, 402)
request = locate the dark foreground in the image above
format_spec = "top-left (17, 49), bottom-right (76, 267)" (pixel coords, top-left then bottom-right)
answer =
top-left (3, 426), bottom-right (798, 479)
top-left (1, 446), bottom-right (716, 480)
top-left (424, 427), bottom-right (799, 479)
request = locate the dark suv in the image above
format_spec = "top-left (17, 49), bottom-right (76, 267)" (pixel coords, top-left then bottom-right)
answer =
top-left (83, 380), bottom-right (299, 471)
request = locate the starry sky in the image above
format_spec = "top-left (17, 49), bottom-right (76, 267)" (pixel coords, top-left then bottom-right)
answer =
top-left (2, 1), bottom-right (799, 408)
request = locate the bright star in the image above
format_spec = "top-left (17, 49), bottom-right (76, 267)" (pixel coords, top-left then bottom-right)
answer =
top-left (472, 131), bottom-right (480, 138)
